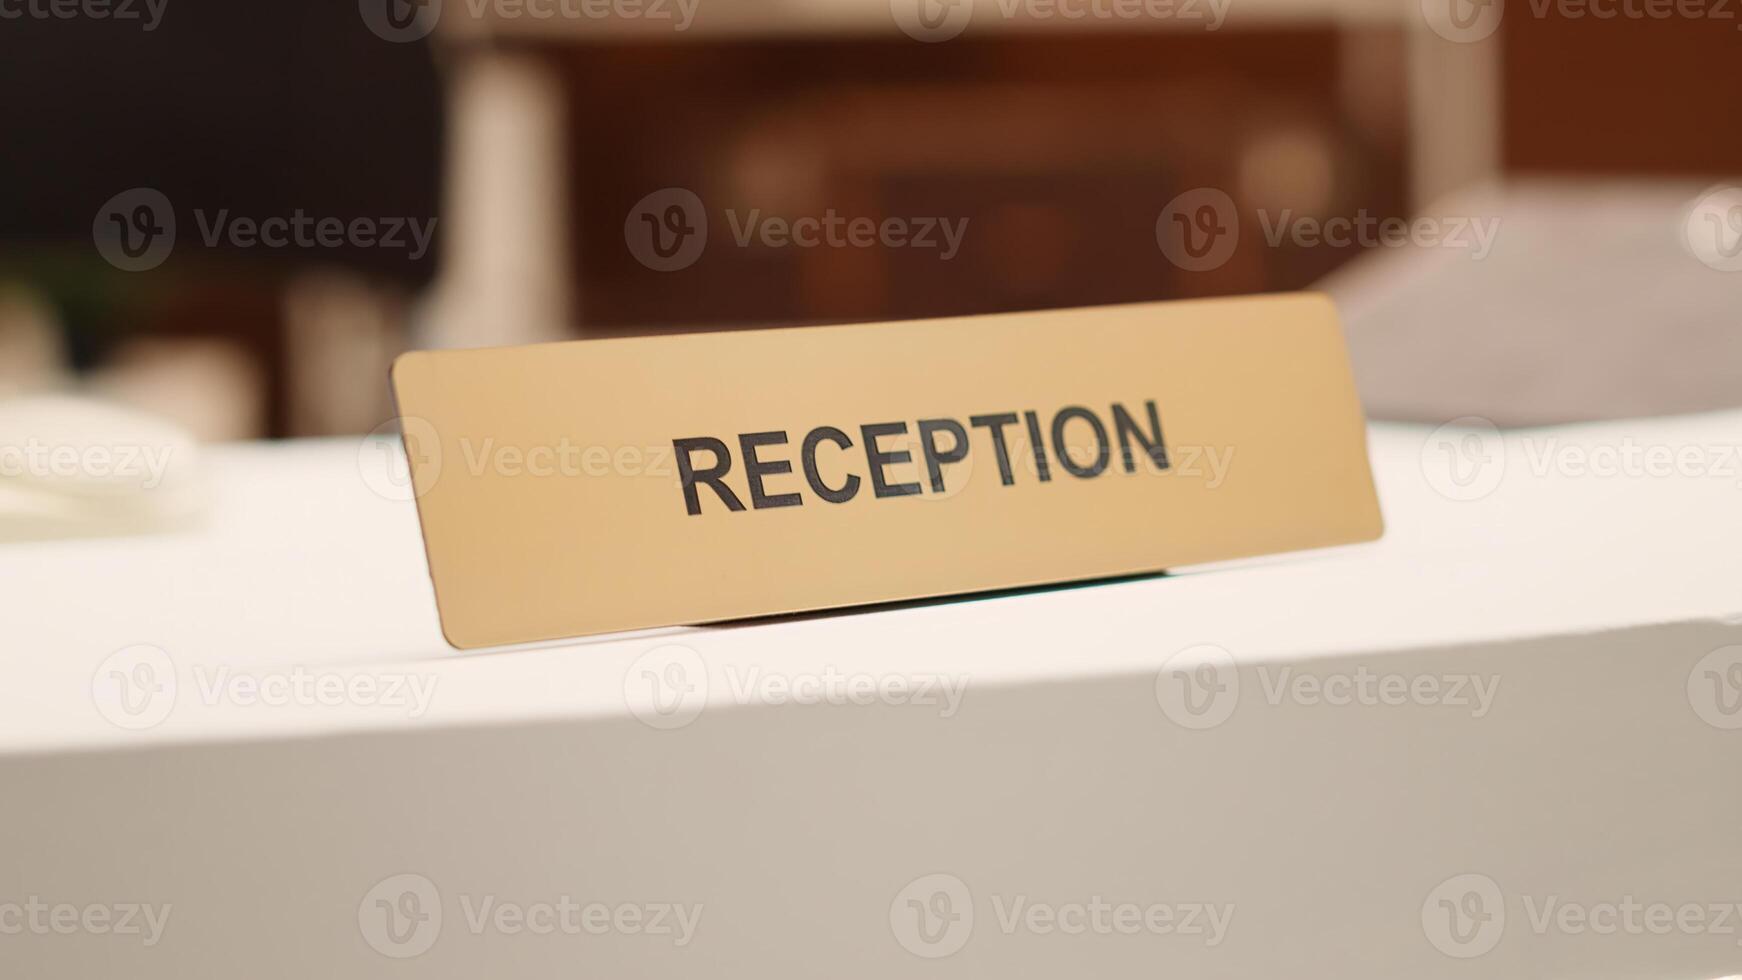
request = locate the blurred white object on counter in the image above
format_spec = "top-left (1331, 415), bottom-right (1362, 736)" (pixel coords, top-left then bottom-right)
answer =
top-left (0, 395), bottom-right (205, 541)
top-left (1322, 178), bottom-right (1742, 425)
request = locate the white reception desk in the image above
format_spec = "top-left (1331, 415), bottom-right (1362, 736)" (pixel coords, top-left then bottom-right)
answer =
top-left (3, 410), bottom-right (1740, 978)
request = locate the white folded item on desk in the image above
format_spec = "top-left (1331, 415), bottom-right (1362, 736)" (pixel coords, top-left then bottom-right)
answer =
top-left (0, 395), bottom-right (204, 541)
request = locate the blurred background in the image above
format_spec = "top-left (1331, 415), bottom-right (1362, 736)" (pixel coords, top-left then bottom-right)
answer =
top-left (1, 0), bottom-right (1739, 445)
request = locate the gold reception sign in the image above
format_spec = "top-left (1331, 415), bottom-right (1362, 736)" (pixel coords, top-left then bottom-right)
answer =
top-left (391, 293), bottom-right (1382, 648)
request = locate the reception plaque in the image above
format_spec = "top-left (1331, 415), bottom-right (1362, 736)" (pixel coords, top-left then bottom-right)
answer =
top-left (392, 293), bottom-right (1382, 648)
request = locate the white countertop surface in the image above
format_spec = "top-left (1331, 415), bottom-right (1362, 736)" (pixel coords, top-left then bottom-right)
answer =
top-left (5, 408), bottom-right (1741, 980)
top-left (5, 408), bottom-right (1740, 754)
